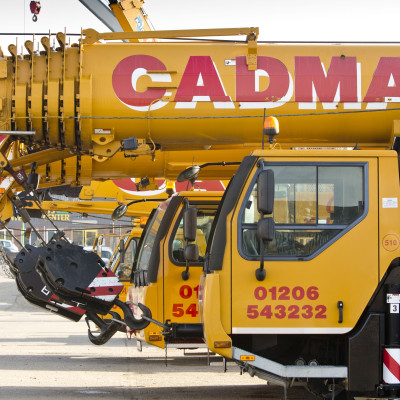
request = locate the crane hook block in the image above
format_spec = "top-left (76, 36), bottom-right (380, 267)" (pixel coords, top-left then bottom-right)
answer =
top-left (13, 244), bottom-right (86, 322)
top-left (30, 1), bottom-right (41, 22)
top-left (36, 239), bottom-right (124, 315)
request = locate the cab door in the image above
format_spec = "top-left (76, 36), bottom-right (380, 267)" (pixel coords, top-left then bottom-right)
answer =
top-left (163, 201), bottom-right (219, 331)
top-left (231, 158), bottom-right (378, 335)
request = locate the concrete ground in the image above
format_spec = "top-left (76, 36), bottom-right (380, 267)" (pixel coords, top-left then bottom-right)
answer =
top-left (0, 270), bottom-right (317, 399)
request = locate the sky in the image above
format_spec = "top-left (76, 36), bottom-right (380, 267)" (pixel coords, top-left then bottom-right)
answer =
top-left (1, 0), bottom-right (400, 54)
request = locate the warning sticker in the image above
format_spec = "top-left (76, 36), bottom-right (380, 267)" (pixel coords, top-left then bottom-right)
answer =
top-left (382, 198), bottom-right (398, 208)
top-left (387, 294), bottom-right (400, 304)
top-left (94, 129), bottom-right (112, 135)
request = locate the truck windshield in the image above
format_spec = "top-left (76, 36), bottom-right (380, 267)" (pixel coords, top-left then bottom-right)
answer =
top-left (171, 204), bottom-right (219, 264)
top-left (135, 199), bottom-right (170, 271)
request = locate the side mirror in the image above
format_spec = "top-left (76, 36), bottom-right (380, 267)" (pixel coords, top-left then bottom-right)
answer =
top-left (184, 243), bottom-right (199, 262)
top-left (119, 239), bottom-right (125, 264)
top-left (183, 207), bottom-right (197, 242)
top-left (255, 169), bottom-right (275, 282)
top-left (182, 206), bottom-right (198, 281)
top-left (177, 165), bottom-right (201, 183)
top-left (257, 217), bottom-right (275, 242)
top-left (257, 169), bottom-right (274, 215)
top-left (112, 204), bottom-right (127, 221)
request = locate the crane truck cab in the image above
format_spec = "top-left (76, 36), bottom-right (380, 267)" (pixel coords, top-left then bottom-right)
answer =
top-left (198, 145), bottom-right (400, 398)
top-left (127, 191), bottom-right (222, 349)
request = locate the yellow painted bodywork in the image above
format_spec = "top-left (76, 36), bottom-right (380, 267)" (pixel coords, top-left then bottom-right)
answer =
top-left (199, 273), bottom-right (232, 358)
top-left (0, 189), bottom-right (14, 221)
top-left (78, 180), bottom-right (165, 202)
top-left (24, 180), bottom-right (164, 216)
top-left (201, 149), bottom-right (400, 359)
top-left (0, 30), bottom-right (399, 157)
top-left (129, 191), bottom-right (222, 349)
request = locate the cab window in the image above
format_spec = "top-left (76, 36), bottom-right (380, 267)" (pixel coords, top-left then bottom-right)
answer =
top-left (109, 236), bottom-right (129, 271)
top-left (171, 205), bottom-right (218, 264)
top-left (114, 238), bottom-right (138, 281)
top-left (241, 164), bottom-right (366, 258)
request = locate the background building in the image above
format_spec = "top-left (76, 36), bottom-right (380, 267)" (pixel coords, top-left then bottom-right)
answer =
top-left (4, 211), bottom-right (134, 251)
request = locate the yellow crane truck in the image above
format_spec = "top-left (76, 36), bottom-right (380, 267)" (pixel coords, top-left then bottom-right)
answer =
top-left (188, 118), bottom-right (400, 399)
top-left (0, 26), bottom-right (400, 398)
top-left (125, 190), bottom-right (222, 350)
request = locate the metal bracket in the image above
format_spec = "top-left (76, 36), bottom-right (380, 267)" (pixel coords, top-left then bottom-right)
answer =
top-left (24, 40), bottom-right (34, 56)
top-left (0, 152), bottom-right (8, 169)
top-left (56, 32), bottom-right (66, 49)
top-left (91, 141), bottom-right (121, 162)
top-left (91, 128), bottom-right (115, 145)
top-left (0, 60), bottom-right (7, 79)
top-left (91, 129), bottom-right (122, 161)
top-left (246, 32), bottom-right (258, 71)
top-left (123, 141), bottom-right (153, 158)
top-left (83, 27), bottom-right (259, 45)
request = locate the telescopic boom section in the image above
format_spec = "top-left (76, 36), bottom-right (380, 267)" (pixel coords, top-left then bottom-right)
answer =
top-left (1, 28), bottom-right (399, 162)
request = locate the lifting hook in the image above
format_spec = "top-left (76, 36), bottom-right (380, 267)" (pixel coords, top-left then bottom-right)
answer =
top-left (30, 1), bottom-right (41, 22)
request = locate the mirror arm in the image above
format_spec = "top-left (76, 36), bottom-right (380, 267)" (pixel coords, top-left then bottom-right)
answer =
top-left (255, 236), bottom-right (266, 281)
top-left (126, 198), bottom-right (166, 208)
top-left (112, 198), bottom-right (166, 220)
top-left (255, 165), bottom-right (274, 281)
top-left (182, 260), bottom-right (190, 281)
top-left (182, 202), bottom-right (190, 280)
top-left (255, 209), bottom-right (267, 282)
top-left (119, 239), bottom-right (125, 264)
top-left (199, 161), bottom-right (241, 168)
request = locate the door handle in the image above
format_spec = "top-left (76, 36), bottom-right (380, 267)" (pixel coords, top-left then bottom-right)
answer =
top-left (337, 301), bottom-right (344, 323)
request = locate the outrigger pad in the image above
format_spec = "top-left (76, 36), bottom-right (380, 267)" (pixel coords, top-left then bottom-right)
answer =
top-left (36, 239), bottom-right (123, 315)
top-left (13, 244), bottom-right (85, 322)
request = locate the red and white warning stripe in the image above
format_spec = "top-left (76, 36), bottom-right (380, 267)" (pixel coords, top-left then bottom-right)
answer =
top-left (50, 294), bottom-right (86, 315)
top-left (56, 303), bottom-right (86, 315)
top-left (86, 270), bottom-right (123, 302)
top-left (383, 348), bottom-right (400, 383)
